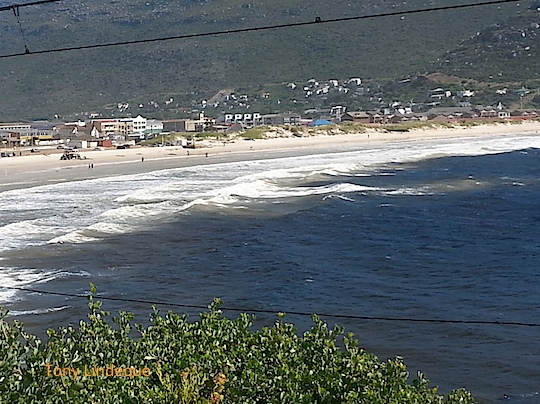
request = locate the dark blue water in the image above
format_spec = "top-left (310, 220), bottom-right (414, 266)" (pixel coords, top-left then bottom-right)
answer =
top-left (3, 147), bottom-right (540, 403)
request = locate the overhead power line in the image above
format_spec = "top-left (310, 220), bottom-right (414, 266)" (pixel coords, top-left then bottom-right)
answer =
top-left (0, 0), bottom-right (62, 12)
top-left (2, 285), bottom-right (540, 328)
top-left (0, 0), bottom-right (522, 60)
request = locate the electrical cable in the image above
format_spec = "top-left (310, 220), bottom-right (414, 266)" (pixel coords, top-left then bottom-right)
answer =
top-left (0, 0), bottom-right (62, 12)
top-left (2, 285), bottom-right (539, 327)
top-left (0, 0), bottom-right (522, 59)
top-left (12, 5), bottom-right (31, 54)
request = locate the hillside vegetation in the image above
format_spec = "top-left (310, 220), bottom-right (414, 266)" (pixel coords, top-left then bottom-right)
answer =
top-left (0, 0), bottom-right (537, 119)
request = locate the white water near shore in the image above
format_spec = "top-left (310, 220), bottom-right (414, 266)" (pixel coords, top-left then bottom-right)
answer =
top-left (2, 132), bottom-right (540, 247)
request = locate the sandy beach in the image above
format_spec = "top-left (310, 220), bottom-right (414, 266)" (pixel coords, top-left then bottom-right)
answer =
top-left (1, 121), bottom-right (540, 191)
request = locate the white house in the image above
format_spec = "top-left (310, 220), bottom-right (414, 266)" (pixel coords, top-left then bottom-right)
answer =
top-left (146, 119), bottom-right (163, 134)
top-left (131, 115), bottom-right (147, 134)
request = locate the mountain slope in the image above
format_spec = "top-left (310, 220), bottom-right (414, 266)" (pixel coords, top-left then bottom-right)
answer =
top-left (436, 3), bottom-right (540, 83)
top-left (0, 0), bottom-right (536, 120)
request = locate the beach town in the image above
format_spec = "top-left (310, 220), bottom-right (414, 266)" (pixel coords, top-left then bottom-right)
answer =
top-left (1, 108), bottom-right (540, 192)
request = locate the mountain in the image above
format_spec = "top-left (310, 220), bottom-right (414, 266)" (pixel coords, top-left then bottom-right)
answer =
top-left (0, 0), bottom-right (537, 120)
top-left (436, 3), bottom-right (540, 83)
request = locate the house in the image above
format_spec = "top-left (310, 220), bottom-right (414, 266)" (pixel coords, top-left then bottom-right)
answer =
top-left (427, 107), bottom-right (474, 116)
top-left (330, 106), bottom-right (346, 117)
top-left (146, 119), bottom-right (163, 136)
top-left (163, 119), bottom-right (203, 133)
top-left (427, 107), bottom-right (475, 120)
top-left (281, 113), bottom-right (302, 125)
top-left (70, 139), bottom-right (99, 149)
top-left (92, 119), bottom-right (132, 138)
top-left (131, 115), bottom-right (147, 134)
top-left (0, 122), bottom-right (31, 132)
top-left (162, 113), bottom-right (215, 133)
top-left (370, 113), bottom-right (384, 124)
top-left (401, 113), bottom-right (428, 122)
top-left (477, 108), bottom-right (498, 118)
top-left (0, 130), bottom-right (23, 147)
top-left (386, 115), bottom-right (404, 124)
top-left (340, 111), bottom-right (371, 124)
top-left (222, 113), bottom-right (262, 126)
top-left (261, 113), bottom-right (301, 126)
top-left (90, 115), bottom-right (148, 139)
top-left (262, 114), bottom-right (284, 125)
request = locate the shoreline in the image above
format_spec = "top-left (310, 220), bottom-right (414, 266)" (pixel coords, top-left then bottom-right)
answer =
top-left (1, 121), bottom-right (540, 192)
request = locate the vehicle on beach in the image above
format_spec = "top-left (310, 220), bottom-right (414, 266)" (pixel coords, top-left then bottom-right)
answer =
top-left (60, 152), bottom-right (82, 160)
top-left (30, 148), bottom-right (40, 153)
top-left (1, 152), bottom-right (16, 157)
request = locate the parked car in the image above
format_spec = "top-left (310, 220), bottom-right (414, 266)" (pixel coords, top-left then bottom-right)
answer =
top-left (30, 148), bottom-right (40, 153)
top-left (116, 145), bottom-right (127, 149)
top-left (60, 152), bottom-right (82, 160)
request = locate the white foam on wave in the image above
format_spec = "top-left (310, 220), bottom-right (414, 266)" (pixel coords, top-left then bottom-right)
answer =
top-left (383, 188), bottom-right (433, 196)
top-left (307, 162), bottom-right (365, 177)
top-left (48, 232), bottom-right (100, 245)
top-left (86, 222), bottom-right (134, 235)
top-left (0, 220), bottom-right (66, 238)
top-left (101, 201), bottom-right (176, 221)
top-left (49, 222), bottom-right (133, 244)
top-left (335, 195), bottom-right (356, 202)
top-left (205, 180), bottom-right (377, 204)
top-left (0, 221), bottom-right (47, 237)
top-left (3, 133), bottom-right (540, 249)
top-left (323, 194), bottom-right (356, 202)
top-left (114, 185), bottom-right (182, 204)
top-left (0, 267), bottom-right (89, 304)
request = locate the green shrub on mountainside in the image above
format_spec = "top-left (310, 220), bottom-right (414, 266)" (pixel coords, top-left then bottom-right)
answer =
top-left (0, 286), bottom-right (475, 403)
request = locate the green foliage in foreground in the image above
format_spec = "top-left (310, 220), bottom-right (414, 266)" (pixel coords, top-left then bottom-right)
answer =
top-left (0, 287), bottom-right (475, 403)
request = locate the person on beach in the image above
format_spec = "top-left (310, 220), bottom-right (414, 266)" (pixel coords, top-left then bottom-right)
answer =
top-left (205, 152), bottom-right (208, 157)
top-left (141, 157), bottom-right (144, 162)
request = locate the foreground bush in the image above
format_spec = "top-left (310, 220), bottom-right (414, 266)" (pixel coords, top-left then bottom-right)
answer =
top-left (0, 286), bottom-right (475, 403)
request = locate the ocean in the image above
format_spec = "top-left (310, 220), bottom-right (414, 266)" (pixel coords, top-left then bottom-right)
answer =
top-left (1, 133), bottom-right (540, 403)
